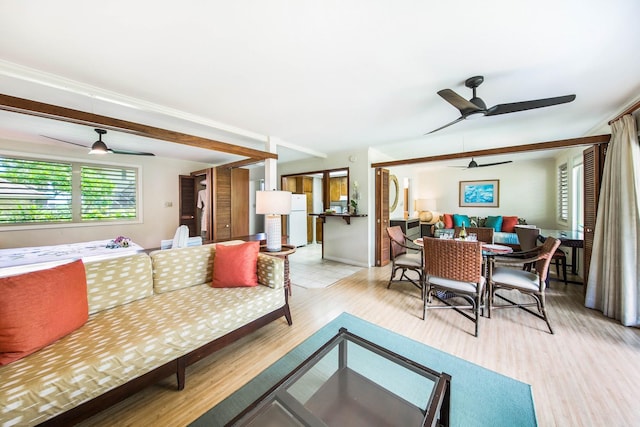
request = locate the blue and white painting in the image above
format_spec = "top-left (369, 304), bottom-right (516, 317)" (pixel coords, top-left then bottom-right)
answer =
top-left (464, 184), bottom-right (494, 204)
top-left (460, 180), bottom-right (499, 207)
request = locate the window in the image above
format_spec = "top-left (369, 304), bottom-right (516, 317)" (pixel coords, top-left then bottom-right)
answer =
top-left (558, 163), bottom-right (569, 222)
top-left (0, 155), bottom-right (139, 226)
top-left (81, 166), bottom-right (137, 221)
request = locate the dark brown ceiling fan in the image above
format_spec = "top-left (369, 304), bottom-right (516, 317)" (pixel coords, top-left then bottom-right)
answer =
top-left (44, 129), bottom-right (155, 156)
top-left (452, 158), bottom-right (513, 169)
top-left (427, 75), bottom-right (576, 134)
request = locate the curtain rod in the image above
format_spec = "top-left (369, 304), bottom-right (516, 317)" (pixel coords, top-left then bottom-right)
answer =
top-left (609, 99), bottom-right (640, 124)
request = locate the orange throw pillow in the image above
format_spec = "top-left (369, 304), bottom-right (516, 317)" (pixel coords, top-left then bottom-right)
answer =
top-left (502, 216), bottom-right (519, 233)
top-left (443, 213), bottom-right (453, 229)
top-left (0, 260), bottom-right (88, 365)
top-left (211, 241), bottom-right (260, 288)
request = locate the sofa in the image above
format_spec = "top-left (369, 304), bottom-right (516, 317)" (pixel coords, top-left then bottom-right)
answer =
top-left (0, 241), bottom-right (291, 426)
top-left (433, 214), bottom-right (527, 245)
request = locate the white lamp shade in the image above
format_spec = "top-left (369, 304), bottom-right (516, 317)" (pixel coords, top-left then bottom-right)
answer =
top-left (416, 198), bottom-right (436, 212)
top-left (256, 191), bottom-right (292, 215)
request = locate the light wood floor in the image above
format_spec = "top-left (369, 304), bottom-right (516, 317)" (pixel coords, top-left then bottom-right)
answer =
top-left (80, 266), bottom-right (640, 427)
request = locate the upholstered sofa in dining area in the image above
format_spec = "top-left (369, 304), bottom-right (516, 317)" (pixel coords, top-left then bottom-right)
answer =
top-left (0, 241), bottom-right (291, 426)
top-left (433, 214), bottom-right (528, 245)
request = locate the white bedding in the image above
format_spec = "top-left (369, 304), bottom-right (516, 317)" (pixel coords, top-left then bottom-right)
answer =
top-left (0, 240), bottom-right (143, 277)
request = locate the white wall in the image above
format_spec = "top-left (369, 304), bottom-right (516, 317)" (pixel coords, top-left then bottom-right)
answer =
top-left (0, 139), bottom-right (212, 249)
top-left (387, 158), bottom-right (557, 228)
top-left (278, 147), bottom-right (371, 266)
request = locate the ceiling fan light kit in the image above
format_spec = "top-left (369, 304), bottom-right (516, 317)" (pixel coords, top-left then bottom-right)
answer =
top-left (427, 75), bottom-right (576, 134)
top-left (44, 128), bottom-right (155, 156)
top-left (89, 129), bottom-right (110, 154)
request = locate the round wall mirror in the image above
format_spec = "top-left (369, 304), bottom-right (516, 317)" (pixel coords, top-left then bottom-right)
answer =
top-left (389, 174), bottom-right (399, 212)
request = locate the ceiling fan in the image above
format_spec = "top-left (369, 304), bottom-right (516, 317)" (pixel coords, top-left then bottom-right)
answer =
top-left (44, 129), bottom-right (155, 156)
top-left (452, 158), bottom-right (513, 169)
top-left (426, 76), bottom-right (576, 134)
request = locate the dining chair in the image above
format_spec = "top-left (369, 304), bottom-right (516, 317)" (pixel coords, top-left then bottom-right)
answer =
top-left (489, 236), bottom-right (561, 334)
top-left (516, 227), bottom-right (567, 285)
top-left (422, 237), bottom-right (485, 337)
top-left (454, 226), bottom-right (494, 244)
top-left (386, 226), bottom-right (423, 291)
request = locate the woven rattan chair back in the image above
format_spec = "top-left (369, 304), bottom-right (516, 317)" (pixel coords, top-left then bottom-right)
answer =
top-left (515, 227), bottom-right (540, 251)
top-left (534, 237), bottom-right (561, 286)
top-left (423, 237), bottom-right (483, 283)
top-left (387, 226), bottom-right (407, 257)
top-left (454, 226), bottom-right (494, 244)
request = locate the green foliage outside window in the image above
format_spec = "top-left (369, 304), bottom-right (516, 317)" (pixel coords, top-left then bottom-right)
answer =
top-left (0, 156), bottom-right (138, 225)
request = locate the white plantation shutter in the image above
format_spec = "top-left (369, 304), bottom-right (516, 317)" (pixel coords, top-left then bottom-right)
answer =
top-left (0, 155), bottom-right (139, 225)
top-left (558, 163), bottom-right (568, 221)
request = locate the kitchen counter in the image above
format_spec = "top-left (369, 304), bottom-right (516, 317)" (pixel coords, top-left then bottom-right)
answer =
top-left (310, 212), bottom-right (368, 225)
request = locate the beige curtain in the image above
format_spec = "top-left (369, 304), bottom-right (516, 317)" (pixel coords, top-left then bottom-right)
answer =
top-left (585, 114), bottom-right (640, 326)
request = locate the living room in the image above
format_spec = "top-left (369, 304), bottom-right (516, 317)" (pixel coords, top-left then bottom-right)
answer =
top-left (1, 2), bottom-right (639, 426)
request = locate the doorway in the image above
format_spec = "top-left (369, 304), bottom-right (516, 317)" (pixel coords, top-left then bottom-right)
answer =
top-left (281, 167), bottom-right (350, 257)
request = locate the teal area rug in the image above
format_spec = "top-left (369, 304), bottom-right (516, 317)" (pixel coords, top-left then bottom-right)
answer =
top-left (191, 313), bottom-right (537, 426)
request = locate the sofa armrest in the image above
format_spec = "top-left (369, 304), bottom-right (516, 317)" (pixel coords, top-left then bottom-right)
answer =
top-left (257, 253), bottom-right (285, 289)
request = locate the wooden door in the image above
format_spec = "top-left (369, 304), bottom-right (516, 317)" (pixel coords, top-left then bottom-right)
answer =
top-left (375, 168), bottom-right (391, 266)
top-left (179, 175), bottom-right (197, 237)
top-left (187, 169), bottom-right (214, 240)
top-left (231, 168), bottom-right (249, 238)
top-left (215, 167), bottom-right (232, 241)
top-left (583, 144), bottom-right (607, 285)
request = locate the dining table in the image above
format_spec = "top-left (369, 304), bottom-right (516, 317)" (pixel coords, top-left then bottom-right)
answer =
top-left (538, 229), bottom-right (584, 276)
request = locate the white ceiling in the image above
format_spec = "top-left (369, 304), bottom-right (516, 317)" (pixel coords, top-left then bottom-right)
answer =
top-left (0, 1), bottom-right (638, 166)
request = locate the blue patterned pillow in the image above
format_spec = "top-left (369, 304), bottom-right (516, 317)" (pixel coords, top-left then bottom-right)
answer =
top-left (485, 215), bottom-right (503, 232)
top-left (452, 214), bottom-right (471, 227)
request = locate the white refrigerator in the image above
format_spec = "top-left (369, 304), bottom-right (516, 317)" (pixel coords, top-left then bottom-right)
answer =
top-left (289, 194), bottom-right (307, 247)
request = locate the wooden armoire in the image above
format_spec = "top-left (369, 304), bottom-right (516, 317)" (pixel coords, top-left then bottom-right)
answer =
top-left (583, 143), bottom-right (607, 285)
top-left (179, 167), bottom-right (249, 241)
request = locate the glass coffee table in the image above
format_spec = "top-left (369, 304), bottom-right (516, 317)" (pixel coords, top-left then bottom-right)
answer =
top-left (227, 328), bottom-right (451, 427)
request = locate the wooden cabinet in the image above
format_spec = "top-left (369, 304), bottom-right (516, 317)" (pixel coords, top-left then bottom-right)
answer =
top-left (214, 168), bottom-right (232, 241)
top-left (329, 177), bottom-right (347, 202)
top-left (230, 168), bottom-right (249, 238)
top-left (186, 167), bottom-right (249, 242)
top-left (583, 143), bottom-right (607, 285)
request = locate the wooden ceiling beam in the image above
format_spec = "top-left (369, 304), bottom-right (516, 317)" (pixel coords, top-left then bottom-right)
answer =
top-left (371, 134), bottom-right (611, 168)
top-left (0, 94), bottom-right (277, 160)
top-left (218, 157), bottom-right (263, 169)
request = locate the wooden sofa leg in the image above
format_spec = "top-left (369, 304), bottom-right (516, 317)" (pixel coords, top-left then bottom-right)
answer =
top-left (176, 357), bottom-right (186, 391)
top-left (284, 304), bottom-right (293, 326)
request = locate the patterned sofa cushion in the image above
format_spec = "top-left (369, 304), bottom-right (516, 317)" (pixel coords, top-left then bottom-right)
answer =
top-left (150, 244), bottom-right (216, 294)
top-left (150, 242), bottom-right (285, 294)
top-left (85, 253), bottom-right (153, 315)
top-left (0, 283), bottom-right (286, 426)
top-left (257, 253), bottom-right (284, 289)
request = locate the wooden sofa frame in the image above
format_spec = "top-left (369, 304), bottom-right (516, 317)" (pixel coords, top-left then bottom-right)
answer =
top-left (40, 292), bottom-right (292, 426)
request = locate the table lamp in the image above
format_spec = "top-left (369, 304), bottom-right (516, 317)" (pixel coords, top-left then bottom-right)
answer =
top-left (256, 190), bottom-right (292, 252)
top-left (417, 198), bottom-right (437, 223)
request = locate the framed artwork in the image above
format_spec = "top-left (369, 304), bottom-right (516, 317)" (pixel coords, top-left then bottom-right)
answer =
top-left (459, 180), bottom-right (499, 207)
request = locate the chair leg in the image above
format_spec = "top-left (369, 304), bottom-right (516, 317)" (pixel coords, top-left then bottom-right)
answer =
top-left (540, 293), bottom-right (554, 334)
top-left (562, 257), bottom-right (568, 286)
top-left (387, 266), bottom-right (397, 288)
top-left (474, 293), bottom-right (480, 337)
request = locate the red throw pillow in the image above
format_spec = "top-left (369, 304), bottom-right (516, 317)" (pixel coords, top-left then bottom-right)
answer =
top-left (211, 241), bottom-right (260, 288)
top-left (443, 213), bottom-right (453, 229)
top-left (502, 216), bottom-right (519, 233)
top-left (0, 260), bottom-right (88, 365)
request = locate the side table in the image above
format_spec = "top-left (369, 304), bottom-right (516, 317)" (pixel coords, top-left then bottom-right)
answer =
top-left (260, 244), bottom-right (296, 296)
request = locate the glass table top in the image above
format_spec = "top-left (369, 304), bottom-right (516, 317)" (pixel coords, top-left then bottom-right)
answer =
top-left (230, 328), bottom-right (450, 427)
